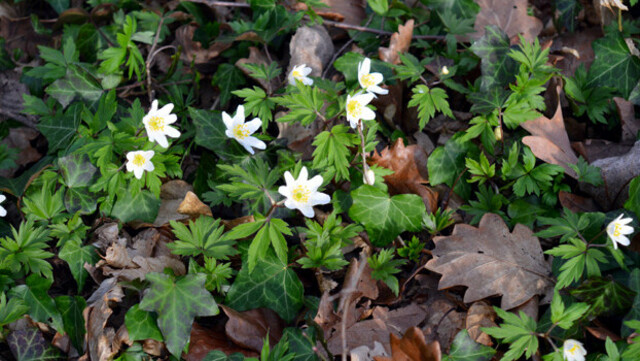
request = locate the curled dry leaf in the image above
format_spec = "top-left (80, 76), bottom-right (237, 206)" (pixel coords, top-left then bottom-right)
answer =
top-left (558, 191), bottom-right (599, 213)
top-left (379, 19), bottom-right (414, 65)
top-left (351, 341), bottom-right (389, 361)
top-left (473, 0), bottom-right (542, 43)
top-left (426, 213), bottom-right (554, 310)
top-left (185, 323), bottom-right (259, 361)
top-left (370, 138), bottom-right (438, 213)
top-left (521, 101), bottom-right (579, 179)
top-left (614, 97), bottom-right (640, 144)
top-left (221, 305), bottom-right (284, 353)
top-left (465, 301), bottom-right (497, 346)
top-left (175, 24), bottom-right (231, 68)
top-left (0, 127), bottom-right (41, 178)
top-left (177, 191), bottom-right (213, 218)
top-left (374, 327), bottom-right (441, 361)
top-left (153, 180), bottom-right (196, 227)
top-left (83, 278), bottom-right (124, 361)
top-left (318, 0), bottom-right (366, 25)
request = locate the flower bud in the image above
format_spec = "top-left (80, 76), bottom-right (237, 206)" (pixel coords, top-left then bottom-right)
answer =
top-left (441, 66), bottom-right (449, 75)
top-left (494, 126), bottom-right (503, 141)
top-left (363, 167), bottom-right (375, 186)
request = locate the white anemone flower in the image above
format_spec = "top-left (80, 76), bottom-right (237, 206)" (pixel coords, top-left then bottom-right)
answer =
top-left (345, 92), bottom-right (376, 129)
top-left (601, 0), bottom-right (628, 12)
top-left (126, 150), bottom-right (155, 179)
top-left (358, 58), bottom-right (388, 95)
top-left (0, 193), bottom-right (6, 217)
top-left (223, 105), bottom-right (266, 155)
top-left (606, 214), bottom-right (634, 249)
top-left (278, 166), bottom-right (330, 218)
top-left (563, 339), bottom-right (587, 361)
top-left (142, 100), bottom-right (180, 148)
top-left (288, 64), bottom-right (313, 86)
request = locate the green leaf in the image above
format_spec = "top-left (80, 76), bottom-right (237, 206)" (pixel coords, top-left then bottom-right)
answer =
top-left (367, 0), bottom-right (388, 15)
top-left (45, 0), bottom-right (69, 14)
top-left (428, 134), bottom-right (477, 199)
top-left (483, 308), bottom-right (538, 361)
top-left (37, 103), bottom-right (82, 153)
top-left (349, 185), bottom-right (425, 246)
top-left (58, 239), bottom-right (98, 292)
top-left (0, 221), bottom-right (54, 279)
top-left (470, 25), bottom-right (518, 90)
top-left (46, 66), bottom-right (103, 108)
top-left (408, 85), bottom-right (453, 130)
top-left (554, 0), bottom-right (582, 32)
top-left (9, 275), bottom-right (63, 331)
top-left (570, 277), bottom-right (635, 316)
top-left (623, 268), bottom-right (640, 337)
top-left (311, 124), bottom-right (358, 181)
top-left (212, 64), bottom-right (246, 106)
top-left (54, 296), bottom-right (86, 351)
top-left (550, 290), bottom-right (589, 329)
top-left (6, 328), bottom-right (62, 361)
top-left (110, 189), bottom-right (160, 223)
top-left (0, 292), bottom-right (29, 327)
top-left (190, 107), bottom-right (245, 158)
top-left (202, 351), bottom-right (250, 361)
top-left (139, 273), bottom-right (219, 357)
top-left (231, 86), bottom-right (276, 123)
top-left (58, 154), bottom-right (98, 188)
top-left (125, 304), bottom-right (163, 342)
top-left (64, 187), bottom-right (97, 215)
top-left (283, 327), bottom-right (320, 361)
top-left (586, 31), bottom-right (640, 98)
top-left (225, 250), bottom-right (304, 323)
top-left (625, 176), bottom-right (640, 220)
top-left (443, 330), bottom-right (495, 361)
top-left (168, 216), bottom-right (238, 259)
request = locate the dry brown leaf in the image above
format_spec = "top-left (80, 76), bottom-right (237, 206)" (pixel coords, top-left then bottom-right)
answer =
top-left (221, 306), bottom-right (284, 353)
top-left (473, 0), bottom-right (542, 43)
top-left (175, 24), bottom-right (231, 67)
top-left (177, 191), bottom-right (213, 218)
top-left (558, 191), bottom-right (599, 213)
top-left (374, 327), bottom-right (441, 361)
top-left (351, 341), bottom-right (389, 361)
top-left (83, 278), bottom-right (124, 361)
top-left (571, 139), bottom-right (633, 163)
top-left (370, 138), bottom-right (438, 213)
top-left (221, 215), bottom-right (256, 231)
top-left (0, 127), bottom-right (41, 177)
top-left (186, 323), bottom-right (258, 361)
top-left (236, 46), bottom-right (281, 93)
top-left (465, 301), bottom-right (497, 346)
top-left (614, 97), bottom-right (640, 144)
top-left (379, 19), bottom-right (414, 65)
top-left (318, 0), bottom-right (366, 25)
top-left (586, 325), bottom-right (622, 342)
top-left (153, 180), bottom-right (194, 226)
top-left (521, 102), bottom-right (579, 179)
top-left (426, 213), bottom-right (554, 309)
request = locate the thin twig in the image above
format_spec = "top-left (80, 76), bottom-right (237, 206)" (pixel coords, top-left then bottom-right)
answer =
top-left (322, 19), bottom-right (446, 40)
top-left (146, 17), bottom-right (165, 103)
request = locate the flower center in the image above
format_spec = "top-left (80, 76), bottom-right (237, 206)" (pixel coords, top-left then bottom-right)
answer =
top-left (347, 100), bottom-right (362, 118)
top-left (233, 124), bottom-right (250, 139)
top-left (148, 116), bottom-right (165, 132)
top-left (613, 223), bottom-right (622, 237)
top-left (360, 74), bottom-right (376, 88)
top-left (292, 185), bottom-right (310, 204)
top-left (132, 154), bottom-right (146, 167)
top-left (568, 344), bottom-right (578, 354)
top-left (292, 70), bottom-right (302, 79)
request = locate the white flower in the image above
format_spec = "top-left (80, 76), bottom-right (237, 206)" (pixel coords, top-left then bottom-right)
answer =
top-left (345, 92), bottom-right (376, 129)
top-left (288, 64), bottom-right (313, 86)
top-left (126, 150), bottom-right (155, 179)
top-left (606, 214), bottom-right (634, 249)
top-left (142, 100), bottom-right (180, 148)
top-left (358, 58), bottom-right (388, 95)
top-left (223, 105), bottom-right (266, 155)
top-left (363, 165), bottom-right (375, 186)
top-left (0, 194), bottom-right (6, 217)
top-left (563, 339), bottom-right (586, 361)
top-left (601, 0), bottom-right (628, 12)
top-left (441, 66), bottom-right (450, 75)
top-left (278, 166), bottom-right (330, 218)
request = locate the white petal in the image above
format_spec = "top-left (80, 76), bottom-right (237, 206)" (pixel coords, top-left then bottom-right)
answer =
top-left (134, 168), bottom-right (144, 179)
top-left (225, 129), bottom-right (234, 139)
top-left (284, 171), bottom-right (295, 187)
top-left (165, 114), bottom-right (178, 124)
top-left (368, 85), bottom-right (389, 95)
top-left (349, 118), bottom-right (358, 129)
top-left (284, 198), bottom-right (297, 211)
top-left (0, 206), bottom-right (6, 217)
top-left (356, 92), bottom-right (375, 105)
top-left (616, 235), bottom-right (631, 246)
top-left (144, 150), bottom-right (155, 159)
top-left (246, 118), bottom-right (263, 133)
top-left (240, 141), bottom-right (256, 154)
top-left (159, 103), bottom-right (174, 115)
top-left (165, 126), bottom-right (181, 138)
top-left (126, 161), bottom-right (134, 172)
top-left (155, 134), bottom-right (169, 148)
top-left (126, 152), bottom-right (136, 161)
top-left (278, 185), bottom-right (291, 198)
top-left (299, 167), bottom-right (309, 183)
top-left (0, 194), bottom-right (6, 203)
top-left (144, 160), bottom-right (155, 172)
top-left (302, 66), bottom-right (312, 76)
top-left (299, 205), bottom-right (315, 218)
top-left (307, 175), bottom-right (323, 190)
top-left (310, 192), bottom-right (330, 206)
top-left (361, 58), bottom-right (371, 75)
top-left (222, 112), bottom-right (234, 129)
top-left (302, 77), bottom-right (314, 86)
top-left (235, 105), bottom-right (245, 123)
top-left (619, 217), bottom-right (633, 225)
top-left (620, 225), bottom-right (634, 235)
top-left (245, 136), bottom-right (266, 150)
top-left (369, 72), bottom-right (384, 84)
top-left (150, 99), bottom-right (158, 112)
top-left (361, 107), bottom-right (376, 120)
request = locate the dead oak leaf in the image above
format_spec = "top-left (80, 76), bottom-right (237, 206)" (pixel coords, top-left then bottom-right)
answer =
top-left (521, 102), bottom-right (579, 179)
top-left (426, 213), bottom-right (554, 310)
top-left (374, 327), bottom-right (441, 361)
top-left (370, 138), bottom-right (438, 213)
top-left (473, 0), bottom-right (542, 43)
top-left (379, 19), bottom-right (414, 65)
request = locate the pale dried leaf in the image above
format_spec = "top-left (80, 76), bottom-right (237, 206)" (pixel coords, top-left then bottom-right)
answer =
top-left (465, 301), bottom-right (497, 346)
top-left (177, 191), bottom-right (213, 218)
top-left (379, 19), bottom-right (414, 65)
top-left (374, 327), bottom-right (441, 361)
top-left (473, 0), bottom-right (542, 43)
top-left (351, 341), bottom-right (389, 361)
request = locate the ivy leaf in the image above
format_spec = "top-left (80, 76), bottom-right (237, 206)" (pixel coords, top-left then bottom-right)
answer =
top-left (408, 85), bottom-right (453, 130)
top-left (190, 107), bottom-right (245, 159)
top-left (428, 133), bottom-right (478, 200)
top-left (58, 154), bottom-right (98, 188)
top-left (470, 25), bottom-right (518, 90)
top-left (125, 304), bottom-right (163, 342)
top-left (37, 103), bottom-right (82, 153)
top-left (443, 330), bottom-right (495, 361)
top-left (349, 185), bottom-right (425, 246)
top-left (64, 187), bottom-right (97, 215)
top-left (110, 189), bottom-right (160, 223)
top-left (225, 250), bottom-right (304, 323)
top-left (212, 64), bottom-right (246, 107)
top-left (46, 66), bottom-right (103, 108)
top-left (139, 273), bottom-right (219, 357)
top-left (9, 275), bottom-right (64, 331)
top-left (54, 296), bottom-right (86, 351)
top-left (586, 31), bottom-right (640, 98)
top-left (283, 327), bottom-right (320, 361)
top-left (58, 239), bottom-right (98, 292)
top-left (6, 328), bottom-right (62, 361)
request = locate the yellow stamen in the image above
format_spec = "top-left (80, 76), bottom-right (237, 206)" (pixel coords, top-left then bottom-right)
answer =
top-left (292, 70), bottom-right (302, 78)
top-left (132, 154), bottom-right (146, 167)
top-left (568, 343), bottom-right (578, 354)
top-left (613, 223), bottom-right (622, 237)
top-left (233, 124), bottom-right (250, 139)
top-left (292, 185), bottom-right (310, 204)
top-left (147, 116), bottom-right (165, 132)
top-left (360, 74), bottom-right (376, 88)
top-left (347, 100), bottom-right (362, 118)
